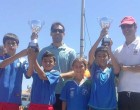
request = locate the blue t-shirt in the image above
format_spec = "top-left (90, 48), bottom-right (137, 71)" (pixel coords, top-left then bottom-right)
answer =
top-left (60, 79), bottom-right (91, 110)
top-left (30, 70), bottom-right (60, 105)
top-left (88, 63), bottom-right (117, 110)
top-left (0, 55), bottom-right (28, 104)
top-left (37, 43), bottom-right (76, 94)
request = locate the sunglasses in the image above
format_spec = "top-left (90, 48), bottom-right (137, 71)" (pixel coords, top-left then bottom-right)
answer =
top-left (121, 24), bottom-right (134, 29)
top-left (51, 29), bottom-right (64, 33)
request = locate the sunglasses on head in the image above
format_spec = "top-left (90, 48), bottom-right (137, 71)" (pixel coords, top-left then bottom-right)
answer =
top-left (51, 29), bottom-right (64, 33)
top-left (121, 24), bottom-right (134, 29)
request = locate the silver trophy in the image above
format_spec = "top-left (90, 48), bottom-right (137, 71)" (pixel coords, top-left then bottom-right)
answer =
top-left (98, 17), bottom-right (112, 46)
top-left (28, 20), bottom-right (45, 51)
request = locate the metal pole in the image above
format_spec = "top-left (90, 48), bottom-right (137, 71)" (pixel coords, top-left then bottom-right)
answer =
top-left (80, 0), bottom-right (85, 58)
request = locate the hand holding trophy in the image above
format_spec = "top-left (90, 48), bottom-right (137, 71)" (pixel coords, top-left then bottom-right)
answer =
top-left (28, 20), bottom-right (45, 52)
top-left (98, 17), bottom-right (112, 46)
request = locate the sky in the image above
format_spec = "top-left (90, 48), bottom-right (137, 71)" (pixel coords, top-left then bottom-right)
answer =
top-left (0, 0), bottom-right (140, 90)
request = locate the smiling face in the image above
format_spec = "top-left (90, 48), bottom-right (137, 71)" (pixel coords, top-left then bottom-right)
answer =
top-left (4, 39), bottom-right (18, 56)
top-left (50, 24), bottom-right (65, 44)
top-left (95, 51), bottom-right (109, 69)
top-left (41, 56), bottom-right (55, 71)
top-left (121, 24), bottom-right (137, 39)
top-left (72, 58), bottom-right (87, 80)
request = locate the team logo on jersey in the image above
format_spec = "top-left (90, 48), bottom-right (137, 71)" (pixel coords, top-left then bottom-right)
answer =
top-left (82, 87), bottom-right (88, 95)
top-left (99, 68), bottom-right (111, 84)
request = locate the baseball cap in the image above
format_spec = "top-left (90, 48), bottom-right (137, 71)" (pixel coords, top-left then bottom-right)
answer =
top-left (120, 16), bottom-right (136, 26)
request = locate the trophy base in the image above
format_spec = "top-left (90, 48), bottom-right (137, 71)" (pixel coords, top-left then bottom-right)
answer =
top-left (28, 42), bottom-right (39, 52)
top-left (101, 38), bottom-right (111, 46)
top-left (29, 42), bottom-right (38, 46)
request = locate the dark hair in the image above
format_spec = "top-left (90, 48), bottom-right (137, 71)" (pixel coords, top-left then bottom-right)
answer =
top-left (50, 22), bottom-right (65, 32)
top-left (72, 57), bottom-right (88, 69)
top-left (42, 51), bottom-right (56, 62)
top-left (95, 46), bottom-right (109, 57)
top-left (121, 23), bottom-right (137, 28)
top-left (3, 33), bottom-right (19, 45)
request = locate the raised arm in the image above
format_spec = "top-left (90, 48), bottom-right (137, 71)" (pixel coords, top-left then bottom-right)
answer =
top-left (34, 59), bottom-right (48, 80)
top-left (88, 28), bottom-right (108, 67)
top-left (0, 49), bottom-right (28, 68)
top-left (26, 49), bottom-right (35, 77)
top-left (27, 49), bottom-right (47, 80)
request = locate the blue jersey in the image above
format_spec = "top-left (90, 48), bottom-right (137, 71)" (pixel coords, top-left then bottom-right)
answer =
top-left (0, 55), bottom-right (28, 104)
top-left (60, 79), bottom-right (91, 110)
top-left (37, 43), bottom-right (76, 94)
top-left (30, 70), bottom-right (60, 105)
top-left (88, 63), bottom-right (117, 109)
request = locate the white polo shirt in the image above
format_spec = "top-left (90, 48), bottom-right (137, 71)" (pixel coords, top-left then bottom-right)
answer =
top-left (114, 37), bottom-right (140, 92)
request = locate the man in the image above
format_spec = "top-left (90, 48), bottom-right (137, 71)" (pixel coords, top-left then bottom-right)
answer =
top-left (37, 22), bottom-right (76, 110)
top-left (114, 16), bottom-right (140, 110)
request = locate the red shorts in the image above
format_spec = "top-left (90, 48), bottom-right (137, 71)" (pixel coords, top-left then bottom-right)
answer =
top-left (28, 103), bottom-right (54, 110)
top-left (0, 102), bottom-right (19, 110)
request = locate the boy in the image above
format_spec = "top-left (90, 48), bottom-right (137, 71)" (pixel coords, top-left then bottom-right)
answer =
top-left (27, 49), bottom-right (60, 110)
top-left (88, 28), bottom-right (120, 110)
top-left (36, 22), bottom-right (76, 110)
top-left (60, 57), bottom-right (91, 110)
top-left (0, 33), bottom-right (28, 110)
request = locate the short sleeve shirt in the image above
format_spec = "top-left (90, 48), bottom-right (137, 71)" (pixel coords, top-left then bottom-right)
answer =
top-left (0, 55), bottom-right (28, 104)
top-left (30, 70), bottom-right (60, 105)
top-left (60, 79), bottom-right (91, 110)
top-left (37, 43), bottom-right (76, 94)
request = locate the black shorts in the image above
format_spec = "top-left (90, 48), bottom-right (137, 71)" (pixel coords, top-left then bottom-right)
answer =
top-left (118, 91), bottom-right (140, 110)
top-left (53, 94), bottom-right (62, 110)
